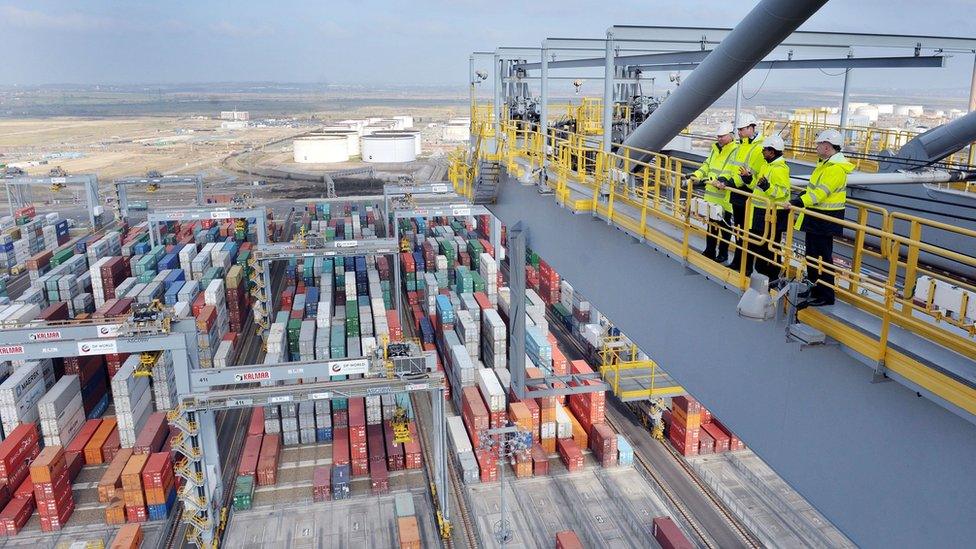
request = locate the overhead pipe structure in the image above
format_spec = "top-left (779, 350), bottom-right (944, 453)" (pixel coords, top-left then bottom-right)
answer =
top-left (882, 110), bottom-right (976, 171)
top-left (621, 0), bottom-right (829, 158)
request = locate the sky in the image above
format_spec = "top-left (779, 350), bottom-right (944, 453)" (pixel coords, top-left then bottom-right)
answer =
top-left (2, 0), bottom-right (975, 97)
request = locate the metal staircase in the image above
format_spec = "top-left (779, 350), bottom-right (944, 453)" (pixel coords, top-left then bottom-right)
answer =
top-left (472, 160), bottom-right (501, 204)
top-left (170, 405), bottom-right (216, 547)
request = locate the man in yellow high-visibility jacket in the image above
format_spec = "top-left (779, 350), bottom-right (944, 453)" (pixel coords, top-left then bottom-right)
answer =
top-left (688, 123), bottom-right (737, 263)
top-left (738, 134), bottom-right (791, 280)
top-left (728, 113), bottom-right (765, 271)
top-left (790, 129), bottom-right (854, 307)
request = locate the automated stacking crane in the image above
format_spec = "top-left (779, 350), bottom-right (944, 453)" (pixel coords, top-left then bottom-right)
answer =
top-left (0, 305), bottom-right (446, 548)
top-left (112, 173), bottom-right (205, 222)
top-left (2, 171), bottom-right (101, 228)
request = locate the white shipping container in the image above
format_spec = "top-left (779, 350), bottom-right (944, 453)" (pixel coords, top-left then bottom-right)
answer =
top-left (476, 368), bottom-right (506, 412)
top-left (447, 416), bottom-right (472, 454)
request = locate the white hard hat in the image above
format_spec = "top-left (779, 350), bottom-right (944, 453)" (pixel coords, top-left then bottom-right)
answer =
top-left (763, 134), bottom-right (785, 151)
top-left (715, 122), bottom-right (734, 136)
top-left (815, 129), bottom-right (844, 147)
top-left (736, 113), bottom-right (758, 128)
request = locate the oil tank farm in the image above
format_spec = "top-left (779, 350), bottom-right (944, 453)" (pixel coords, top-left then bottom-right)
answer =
top-left (293, 136), bottom-right (350, 164)
top-left (361, 134), bottom-right (417, 163)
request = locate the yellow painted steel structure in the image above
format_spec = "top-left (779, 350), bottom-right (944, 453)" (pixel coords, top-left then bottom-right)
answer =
top-left (763, 115), bottom-right (976, 173)
top-left (599, 334), bottom-right (683, 400)
top-left (449, 118), bottom-right (976, 416)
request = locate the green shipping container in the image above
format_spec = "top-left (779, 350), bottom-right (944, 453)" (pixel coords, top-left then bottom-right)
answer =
top-left (233, 475), bottom-right (255, 511)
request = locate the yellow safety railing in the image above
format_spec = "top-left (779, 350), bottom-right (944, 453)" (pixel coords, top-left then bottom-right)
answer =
top-left (475, 120), bottom-right (976, 412)
top-left (599, 335), bottom-right (682, 400)
top-left (764, 118), bottom-right (976, 173)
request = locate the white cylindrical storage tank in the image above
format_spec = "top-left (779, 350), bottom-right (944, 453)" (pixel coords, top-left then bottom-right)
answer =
top-left (906, 105), bottom-right (924, 117)
top-left (442, 122), bottom-right (470, 142)
top-left (893, 105), bottom-right (910, 116)
top-left (312, 130), bottom-right (360, 156)
top-left (293, 136), bottom-right (349, 163)
top-left (373, 130), bottom-right (421, 155)
top-left (854, 105), bottom-right (879, 123)
top-left (361, 134), bottom-right (416, 163)
top-left (393, 115), bottom-right (414, 129)
top-left (876, 104), bottom-right (894, 115)
top-left (448, 117), bottom-right (471, 125)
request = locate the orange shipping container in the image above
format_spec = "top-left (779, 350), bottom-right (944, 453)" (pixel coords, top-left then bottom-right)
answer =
top-left (105, 490), bottom-right (126, 525)
top-left (507, 402), bottom-right (532, 432)
top-left (121, 453), bottom-right (148, 507)
top-left (98, 448), bottom-right (134, 503)
top-left (568, 411), bottom-right (588, 450)
top-left (84, 418), bottom-right (118, 465)
top-left (397, 516), bottom-right (421, 549)
top-left (110, 523), bottom-right (144, 549)
top-left (29, 446), bottom-right (66, 485)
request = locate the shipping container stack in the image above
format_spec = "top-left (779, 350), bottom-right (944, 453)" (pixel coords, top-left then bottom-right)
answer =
top-left (0, 359), bottom-right (56, 436)
top-left (30, 445), bottom-right (75, 532)
top-left (256, 434), bottom-right (281, 486)
top-left (37, 375), bottom-right (85, 447)
top-left (142, 452), bottom-right (177, 521)
top-left (112, 355), bottom-right (154, 448)
top-left (84, 417), bottom-right (119, 465)
top-left (150, 351), bottom-right (177, 410)
top-left (537, 260), bottom-right (560, 305)
top-left (669, 396), bottom-right (701, 457)
top-left (556, 530), bottom-right (584, 549)
top-left (64, 354), bottom-right (110, 418)
top-left (1, 207), bottom-right (74, 276)
top-left (109, 523), bottom-right (144, 549)
top-left (0, 424), bottom-right (41, 535)
top-left (395, 492), bottom-right (421, 549)
top-left (121, 452), bottom-right (149, 522)
top-left (447, 416), bottom-right (479, 484)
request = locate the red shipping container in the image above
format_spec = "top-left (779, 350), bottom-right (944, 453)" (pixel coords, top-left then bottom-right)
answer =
top-left (698, 431), bottom-right (715, 455)
top-left (671, 395), bottom-right (701, 415)
top-left (256, 434), bottom-right (281, 486)
top-left (370, 461), bottom-right (389, 495)
top-left (0, 495), bottom-right (34, 535)
top-left (66, 419), bottom-right (102, 464)
top-left (134, 412), bottom-right (168, 454)
top-left (102, 428), bottom-right (122, 463)
top-left (668, 434), bottom-right (698, 457)
top-left (348, 399), bottom-right (366, 442)
top-left (248, 407), bottom-right (265, 436)
top-left (0, 424), bottom-right (40, 479)
top-left (403, 422), bottom-right (422, 470)
top-left (332, 428), bottom-right (350, 466)
top-left (312, 466), bottom-right (331, 502)
top-left (462, 387), bottom-right (489, 447)
top-left (39, 497), bottom-right (75, 531)
top-left (556, 530), bottom-right (584, 549)
top-left (712, 419), bottom-right (745, 451)
top-left (557, 438), bottom-right (584, 472)
top-left (589, 424), bottom-right (618, 467)
top-left (351, 459), bottom-right (369, 478)
top-left (531, 444), bottom-right (549, 476)
top-left (701, 423), bottom-right (730, 453)
top-left (701, 407), bottom-right (712, 425)
top-left (333, 410), bottom-right (349, 429)
top-left (238, 434), bottom-right (263, 477)
top-left (475, 450), bottom-right (497, 483)
top-left (125, 505), bottom-right (147, 523)
top-left (653, 516), bottom-right (694, 549)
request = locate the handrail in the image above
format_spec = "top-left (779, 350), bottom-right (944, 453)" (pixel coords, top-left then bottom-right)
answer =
top-left (763, 118), bottom-right (976, 173)
top-left (454, 121), bottom-right (976, 366)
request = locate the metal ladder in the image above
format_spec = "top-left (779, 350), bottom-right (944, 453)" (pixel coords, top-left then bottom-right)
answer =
top-left (472, 160), bottom-right (501, 204)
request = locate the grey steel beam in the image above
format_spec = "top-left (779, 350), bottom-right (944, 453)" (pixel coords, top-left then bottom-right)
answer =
top-left (508, 223), bottom-right (527, 400)
top-left (603, 31), bottom-right (614, 153)
top-left (626, 55), bottom-right (947, 71)
top-left (184, 372), bottom-right (445, 411)
top-left (253, 238), bottom-right (399, 261)
top-left (520, 49), bottom-right (712, 71)
top-left (609, 24), bottom-right (976, 51)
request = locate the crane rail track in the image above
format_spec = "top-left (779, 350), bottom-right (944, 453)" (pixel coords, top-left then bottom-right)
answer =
top-left (403, 304), bottom-right (478, 549)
